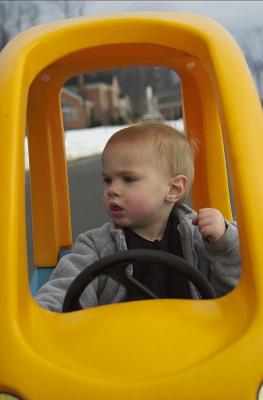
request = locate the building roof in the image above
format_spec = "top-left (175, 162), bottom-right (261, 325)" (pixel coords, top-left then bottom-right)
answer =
top-left (61, 87), bottom-right (84, 102)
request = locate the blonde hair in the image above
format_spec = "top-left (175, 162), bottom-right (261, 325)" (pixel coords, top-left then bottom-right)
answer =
top-left (103, 122), bottom-right (196, 203)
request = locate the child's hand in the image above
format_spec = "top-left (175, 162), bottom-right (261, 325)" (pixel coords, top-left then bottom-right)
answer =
top-left (192, 208), bottom-right (226, 243)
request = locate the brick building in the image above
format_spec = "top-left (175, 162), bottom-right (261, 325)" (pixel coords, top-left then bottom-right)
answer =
top-left (63, 73), bottom-right (131, 128)
top-left (61, 87), bottom-right (92, 130)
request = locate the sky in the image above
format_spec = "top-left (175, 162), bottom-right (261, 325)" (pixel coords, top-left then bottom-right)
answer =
top-left (38, 1), bottom-right (263, 37)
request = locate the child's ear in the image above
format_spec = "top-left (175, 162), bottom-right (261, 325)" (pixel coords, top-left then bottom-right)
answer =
top-left (165, 175), bottom-right (187, 203)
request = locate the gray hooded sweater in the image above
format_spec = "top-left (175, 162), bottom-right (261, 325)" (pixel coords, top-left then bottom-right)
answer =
top-left (35, 204), bottom-right (240, 312)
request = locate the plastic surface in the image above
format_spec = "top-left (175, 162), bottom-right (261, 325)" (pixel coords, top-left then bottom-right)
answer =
top-left (0, 12), bottom-right (262, 400)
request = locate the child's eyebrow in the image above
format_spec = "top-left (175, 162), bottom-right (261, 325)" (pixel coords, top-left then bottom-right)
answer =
top-left (120, 170), bottom-right (138, 175)
top-left (102, 170), bottom-right (138, 176)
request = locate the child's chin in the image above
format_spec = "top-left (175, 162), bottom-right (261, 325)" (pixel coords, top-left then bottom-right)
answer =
top-left (114, 220), bottom-right (129, 227)
top-left (113, 218), bottom-right (131, 228)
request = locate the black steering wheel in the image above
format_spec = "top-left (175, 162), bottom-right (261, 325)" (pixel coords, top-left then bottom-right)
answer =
top-left (62, 249), bottom-right (216, 312)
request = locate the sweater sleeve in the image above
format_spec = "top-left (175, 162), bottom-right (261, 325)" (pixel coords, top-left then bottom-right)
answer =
top-left (199, 220), bottom-right (241, 296)
top-left (34, 232), bottom-right (100, 312)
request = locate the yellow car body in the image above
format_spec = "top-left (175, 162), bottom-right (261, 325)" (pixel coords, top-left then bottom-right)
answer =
top-left (0, 12), bottom-right (262, 400)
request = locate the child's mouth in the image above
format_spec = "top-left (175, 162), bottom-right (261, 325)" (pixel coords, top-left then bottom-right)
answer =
top-left (110, 204), bottom-right (125, 218)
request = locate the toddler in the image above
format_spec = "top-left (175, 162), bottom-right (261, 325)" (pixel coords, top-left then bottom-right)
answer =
top-left (35, 122), bottom-right (240, 311)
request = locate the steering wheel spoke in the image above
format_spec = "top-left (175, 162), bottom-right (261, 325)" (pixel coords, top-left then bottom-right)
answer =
top-left (62, 250), bottom-right (216, 312)
top-left (124, 275), bottom-right (159, 300)
top-left (103, 263), bottom-right (160, 300)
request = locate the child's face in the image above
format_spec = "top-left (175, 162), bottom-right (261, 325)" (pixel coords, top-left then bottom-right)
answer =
top-left (102, 141), bottom-right (173, 232)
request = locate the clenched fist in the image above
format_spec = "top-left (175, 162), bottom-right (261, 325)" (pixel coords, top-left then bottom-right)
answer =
top-left (192, 208), bottom-right (226, 243)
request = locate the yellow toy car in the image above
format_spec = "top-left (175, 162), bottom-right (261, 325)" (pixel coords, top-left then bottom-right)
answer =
top-left (0, 12), bottom-right (262, 400)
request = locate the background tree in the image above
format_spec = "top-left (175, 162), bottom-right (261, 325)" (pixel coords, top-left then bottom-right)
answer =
top-left (0, 0), bottom-right (40, 50)
top-left (110, 67), bottom-right (180, 119)
top-left (238, 26), bottom-right (263, 99)
top-left (52, 0), bottom-right (86, 19)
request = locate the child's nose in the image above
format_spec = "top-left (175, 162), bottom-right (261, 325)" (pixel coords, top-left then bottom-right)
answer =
top-left (107, 183), bottom-right (121, 197)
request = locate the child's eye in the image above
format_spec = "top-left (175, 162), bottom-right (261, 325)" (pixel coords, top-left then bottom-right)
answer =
top-left (103, 177), bottom-right (112, 185)
top-left (123, 176), bottom-right (137, 183)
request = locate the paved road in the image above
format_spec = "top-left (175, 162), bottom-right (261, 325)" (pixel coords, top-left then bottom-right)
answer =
top-left (26, 156), bottom-right (108, 275)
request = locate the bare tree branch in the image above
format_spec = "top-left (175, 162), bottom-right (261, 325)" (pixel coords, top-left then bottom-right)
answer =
top-left (238, 26), bottom-right (263, 97)
top-left (0, 1), bottom-right (40, 50)
top-left (52, 1), bottom-right (87, 18)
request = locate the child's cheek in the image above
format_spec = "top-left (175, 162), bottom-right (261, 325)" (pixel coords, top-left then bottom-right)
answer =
top-left (128, 197), bottom-right (152, 216)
